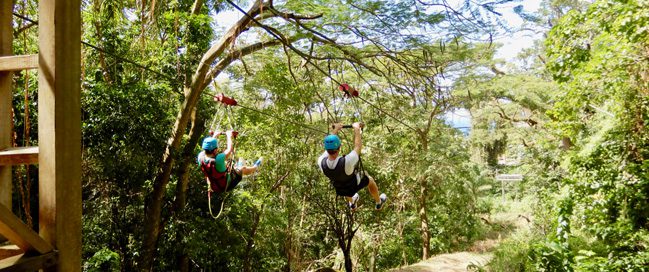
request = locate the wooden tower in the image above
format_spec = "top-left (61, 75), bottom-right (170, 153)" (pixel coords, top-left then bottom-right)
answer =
top-left (0, 0), bottom-right (81, 271)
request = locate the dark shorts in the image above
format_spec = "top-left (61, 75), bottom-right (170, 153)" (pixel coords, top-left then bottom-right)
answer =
top-left (224, 171), bottom-right (242, 192)
top-left (334, 173), bottom-right (370, 197)
top-left (210, 171), bottom-right (242, 193)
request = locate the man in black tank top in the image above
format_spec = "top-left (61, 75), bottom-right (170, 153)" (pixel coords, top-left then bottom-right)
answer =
top-left (318, 122), bottom-right (387, 210)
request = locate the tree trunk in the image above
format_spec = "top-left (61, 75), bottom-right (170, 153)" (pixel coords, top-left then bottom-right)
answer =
top-left (343, 248), bottom-right (353, 272)
top-left (173, 109), bottom-right (205, 213)
top-left (173, 110), bottom-right (205, 272)
top-left (419, 176), bottom-right (431, 260)
top-left (397, 178), bottom-right (408, 266)
top-left (342, 210), bottom-right (355, 272)
top-left (418, 137), bottom-right (431, 260)
top-left (243, 209), bottom-right (261, 272)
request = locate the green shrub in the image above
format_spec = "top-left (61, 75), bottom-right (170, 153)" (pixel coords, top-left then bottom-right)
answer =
top-left (84, 248), bottom-right (121, 272)
top-left (488, 230), bottom-right (538, 272)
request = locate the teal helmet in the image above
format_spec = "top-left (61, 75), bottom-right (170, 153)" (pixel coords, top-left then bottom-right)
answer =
top-left (323, 134), bottom-right (341, 150)
top-left (202, 137), bottom-right (218, 151)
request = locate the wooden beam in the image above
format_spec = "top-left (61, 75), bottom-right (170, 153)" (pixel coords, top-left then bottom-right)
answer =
top-left (0, 203), bottom-right (53, 254)
top-left (0, 0), bottom-right (14, 227)
top-left (0, 252), bottom-right (58, 272)
top-left (0, 55), bottom-right (39, 72)
top-left (0, 147), bottom-right (39, 166)
top-left (38, 0), bottom-right (82, 271)
top-left (0, 245), bottom-right (23, 260)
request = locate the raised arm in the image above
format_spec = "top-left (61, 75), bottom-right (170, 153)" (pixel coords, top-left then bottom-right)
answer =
top-left (331, 123), bottom-right (343, 135)
top-left (352, 122), bottom-right (363, 155)
top-left (223, 130), bottom-right (234, 158)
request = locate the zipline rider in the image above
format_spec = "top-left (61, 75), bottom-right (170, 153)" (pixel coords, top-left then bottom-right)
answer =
top-left (198, 130), bottom-right (262, 193)
top-left (318, 122), bottom-right (387, 211)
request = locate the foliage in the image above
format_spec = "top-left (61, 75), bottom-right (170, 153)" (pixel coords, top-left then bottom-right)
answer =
top-left (83, 248), bottom-right (122, 272)
top-left (489, 230), bottom-right (538, 272)
top-left (487, 0), bottom-right (649, 271)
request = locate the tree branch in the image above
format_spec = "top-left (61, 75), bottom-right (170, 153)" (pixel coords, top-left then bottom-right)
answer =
top-left (494, 104), bottom-right (538, 127)
top-left (200, 36), bottom-right (303, 90)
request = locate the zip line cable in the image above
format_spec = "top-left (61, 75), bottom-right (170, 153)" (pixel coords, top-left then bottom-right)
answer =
top-left (222, 0), bottom-right (420, 134)
top-left (13, 13), bottom-right (327, 136)
top-left (11, 12), bottom-right (329, 136)
top-left (13, 10), bottom-right (416, 135)
top-left (12, 13), bottom-right (183, 95)
top-left (235, 103), bottom-right (329, 135)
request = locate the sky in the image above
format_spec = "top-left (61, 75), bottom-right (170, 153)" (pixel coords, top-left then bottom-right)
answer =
top-left (493, 0), bottom-right (544, 61)
top-left (443, 0), bottom-right (544, 132)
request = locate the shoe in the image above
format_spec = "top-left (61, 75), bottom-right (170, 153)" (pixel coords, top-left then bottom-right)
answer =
top-left (253, 157), bottom-right (263, 167)
top-left (375, 193), bottom-right (387, 210)
top-left (348, 193), bottom-right (359, 210)
top-left (236, 158), bottom-right (244, 168)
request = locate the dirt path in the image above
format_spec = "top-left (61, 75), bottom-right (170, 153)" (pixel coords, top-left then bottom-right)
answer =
top-left (390, 252), bottom-right (492, 272)
top-left (390, 211), bottom-right (531, 272)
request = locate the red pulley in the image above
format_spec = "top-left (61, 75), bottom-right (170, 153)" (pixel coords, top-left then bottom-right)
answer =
top-left (209, 131), bottom-right (239, 138)
top-left (338, 83), bottom-right (359, 97)
top-left (214, 93), bottom-right (238, 106)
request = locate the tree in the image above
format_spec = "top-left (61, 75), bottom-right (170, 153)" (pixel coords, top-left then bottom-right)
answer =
top-left (543, 0), bottom-right (649, 269)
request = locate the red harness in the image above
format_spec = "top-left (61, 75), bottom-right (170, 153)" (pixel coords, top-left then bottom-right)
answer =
top-left (200, 159), bottom-right (229, 193)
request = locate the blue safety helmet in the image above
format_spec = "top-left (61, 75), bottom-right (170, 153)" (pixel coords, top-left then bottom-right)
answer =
top-left (202, 137), bottom-right (218, 151)
top-left (323, 134), bottom-right (341, 150)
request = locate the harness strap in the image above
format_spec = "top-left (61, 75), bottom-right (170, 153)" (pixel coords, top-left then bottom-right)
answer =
top-left (207, 161), bottom-right (234, 220)
top-left (206, 141), bottom-right (237, 220)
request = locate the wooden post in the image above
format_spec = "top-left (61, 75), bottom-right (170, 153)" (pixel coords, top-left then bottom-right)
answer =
top-left (495, 174), bottom-right (524, 203)
top-left (38, 0), bottom-right (81, 271)
top-left (501, 179), bottom-right (505, 203)
top-left (0, 0), bottom-right (13, 216)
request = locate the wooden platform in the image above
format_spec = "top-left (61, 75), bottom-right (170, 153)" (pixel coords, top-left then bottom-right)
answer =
top-left (0, 252), bottom-right (57, 272)
top-left (0, 147), bottom-right (38, 166)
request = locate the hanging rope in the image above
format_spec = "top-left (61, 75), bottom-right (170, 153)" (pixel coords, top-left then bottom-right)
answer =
top-left (205, 94), bottom-right (240, 220)
top-left (208, 131), bottom-right (238, 220)
top-left (208, 178), bottom-right (230, 220)
top-left (332, 83), bottom-right (366, 177)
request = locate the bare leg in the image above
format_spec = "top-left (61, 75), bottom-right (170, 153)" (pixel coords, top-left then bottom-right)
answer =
top-left (345, 196), bottom-right (353, 203)
top-left (365, 172), bottom-right (381, 203)
top-left (238, 166), bottom-right (258, 176)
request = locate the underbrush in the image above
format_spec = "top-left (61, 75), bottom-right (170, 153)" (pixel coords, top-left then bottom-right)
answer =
top-left (486, 192), bottom-right (649, 271)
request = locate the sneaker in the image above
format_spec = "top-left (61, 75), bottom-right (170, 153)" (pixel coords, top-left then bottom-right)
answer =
top-left (375, 193), bottom-right (387, 210)
top-left (253, 157), bottom-right (263, 167)
top-left (348, 193), bottom-right (359, 210)
top-left (236, 158), bottom-right (245, 168)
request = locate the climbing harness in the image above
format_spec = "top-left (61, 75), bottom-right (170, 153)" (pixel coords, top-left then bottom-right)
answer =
top-left (205, 131), bottom-right (240, 220)
top-left (204, 94), bottom-right (239, 220)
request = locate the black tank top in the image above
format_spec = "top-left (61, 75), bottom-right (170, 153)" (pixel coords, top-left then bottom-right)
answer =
top-left (321, 156), bottom-right (357, 189)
